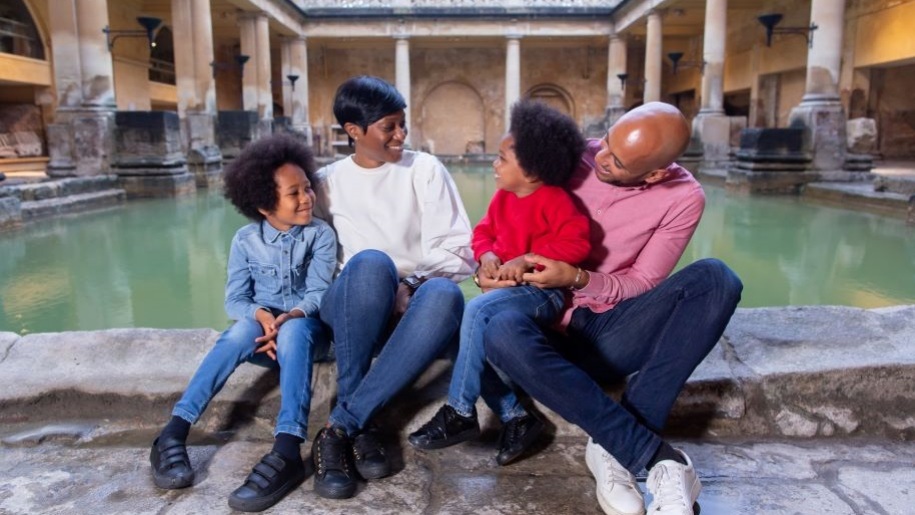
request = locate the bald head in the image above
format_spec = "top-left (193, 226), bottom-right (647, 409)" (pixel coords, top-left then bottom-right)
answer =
top-left (607, 102), bottom-right (690, 179)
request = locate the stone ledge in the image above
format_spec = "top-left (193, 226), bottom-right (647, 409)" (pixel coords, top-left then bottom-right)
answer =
top-left (1, 306), bottom-right (913, 442)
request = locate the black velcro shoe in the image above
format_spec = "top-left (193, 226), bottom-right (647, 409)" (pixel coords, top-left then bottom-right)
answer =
top-left (312, 426), bottom-right (357, 499)
top-left (352, 427), bottom-right (391, 480)
top-left (149, 436), bottom-right (194, 489)
top-left (408, 404), bottom-right (480, 450)
top-left (496, 413), bottom-right (545, 466)
top-left (228, 451), bottom-right (305, 512)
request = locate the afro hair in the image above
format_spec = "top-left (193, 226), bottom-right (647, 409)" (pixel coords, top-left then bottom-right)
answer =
top-left (223, 133), bottom-right (316, 222)
top-left (509, 98), bottom-right (586, 186)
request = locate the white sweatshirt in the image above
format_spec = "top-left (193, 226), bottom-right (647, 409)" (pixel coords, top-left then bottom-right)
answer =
top-left (314, 150), bottom-right (475, 283)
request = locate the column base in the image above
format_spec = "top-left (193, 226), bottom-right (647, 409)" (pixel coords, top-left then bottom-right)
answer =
top-left (118, 173), bottom-right (196, 198)
top-left (47, 111), bottom-right (115, 178)
top-left (789, 101), bottom-right (847, 172)
top-left (188, 146), bottom-right (223, 189)
top-left (217, 111), bottom-right (260, 161)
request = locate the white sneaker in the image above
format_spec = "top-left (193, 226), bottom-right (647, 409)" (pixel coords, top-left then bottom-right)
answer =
top-left (585, 437), bottom-right (646, 515)
top-left (646, 449), bottom-right (701, 514)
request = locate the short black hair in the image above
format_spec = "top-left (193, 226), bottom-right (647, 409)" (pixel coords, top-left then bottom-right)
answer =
top-left (223, 134), bottom-right (316, 222)
top-left (509, 98), bottom-right (586, 186)
top-left (333, 75), bottom-right (406, 145)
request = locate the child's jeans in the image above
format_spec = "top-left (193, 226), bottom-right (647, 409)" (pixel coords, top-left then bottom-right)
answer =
top-left (447, 285), bottom-right (566, 421)
top-left (172, 314), bottom-right (326, 440)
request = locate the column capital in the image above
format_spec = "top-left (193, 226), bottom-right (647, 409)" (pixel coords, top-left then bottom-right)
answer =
top-left (237, 10), bottom-right (268, 21)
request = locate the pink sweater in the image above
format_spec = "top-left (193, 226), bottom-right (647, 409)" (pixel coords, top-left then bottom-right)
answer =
top-left (561, 139), bottom-right (705, 327)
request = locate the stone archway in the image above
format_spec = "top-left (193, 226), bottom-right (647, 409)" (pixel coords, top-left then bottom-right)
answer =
top-left (526, 83), bottom-right (575, 118)
top-left (1, 0), bottom-right (46, 59)
top-left (418, 81), bottom-right (485, 155)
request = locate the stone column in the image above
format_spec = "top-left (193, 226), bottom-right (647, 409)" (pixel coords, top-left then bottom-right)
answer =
top-left (238, 14), bottom-right (258, 112)
top-left (692, 0), bottom-right (731, 169)
top-left (281, 36), bottom-right (312, 143)
top-left (504, 34), bottom-right (522, 131)
top-left (254, 13), bottom-right (272, 128)
top-left (644, 10), bottom-right (662, 103)
top-left (395, 35), bottom-right (412, 148)
top-left (47, 0), bottom-right (116, 177)
top-left (788, 0), bottom-right (847, 171)
top-left (605, 34), bottom-right (627, 126)
top-left (171, 0), bottom-right (222, 187)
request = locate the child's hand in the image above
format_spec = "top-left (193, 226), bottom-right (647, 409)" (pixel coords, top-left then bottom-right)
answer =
top-left (476, 273), bottom-right (518, 292)
top-left (254, 308), bottom-right (279, 360)
top-left (479, 252), bottom-right (502, 279)
top-left (498, 255), bottom-right (533, 283)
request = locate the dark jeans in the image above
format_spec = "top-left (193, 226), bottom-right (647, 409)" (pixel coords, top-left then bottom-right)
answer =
top-left (484, 258), bottom-right (742, 473)
top-left (319, 250), bottom-right (464, 434)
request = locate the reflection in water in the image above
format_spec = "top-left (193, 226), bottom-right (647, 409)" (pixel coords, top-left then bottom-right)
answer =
top-left (1, 166), bottom-right (913, 334)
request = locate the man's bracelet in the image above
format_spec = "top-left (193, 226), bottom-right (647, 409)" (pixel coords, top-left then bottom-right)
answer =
top-left (570, 267), bottom-right (584, 290)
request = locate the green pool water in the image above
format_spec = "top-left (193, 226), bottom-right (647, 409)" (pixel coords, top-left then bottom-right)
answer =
top-left (2, 166), bottom-right (913, 334)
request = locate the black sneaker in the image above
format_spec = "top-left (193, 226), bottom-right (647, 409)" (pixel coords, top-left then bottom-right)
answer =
top-left (149, 436), bottom-right (194, 489)
top-left (408, 404), bottom-right (480, 450)
top-left (228, 451), bottom-right (305, 512)
top-left (352, 427), bottom-right (391, 480)
top-left (496, 413), bottom-right (544, 466)
top-left (312, 426), bottom-right (357, 499)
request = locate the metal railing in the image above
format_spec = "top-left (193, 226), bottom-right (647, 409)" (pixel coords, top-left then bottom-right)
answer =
top-left (0, 15), bottom-right (43, 59)
top-left (149, 57), bottom-right (176, 85)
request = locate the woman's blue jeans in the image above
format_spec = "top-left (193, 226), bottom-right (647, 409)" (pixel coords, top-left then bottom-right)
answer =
top-left (448, 285), bottom-right (565, 422)
top-left (320, 250), bottom-right (464, 435)
top-left (484, 258), bottom-right (743, 473)
top-left (172, 314), bottom-right (325, 440)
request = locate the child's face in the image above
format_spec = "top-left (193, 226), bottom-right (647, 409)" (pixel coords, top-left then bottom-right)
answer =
top-left (349, 110), bottom-right (407, 168)
top-left (493, 134), bottom-right (535, 195)
top-left (258, 163), bottom-right (315, 232)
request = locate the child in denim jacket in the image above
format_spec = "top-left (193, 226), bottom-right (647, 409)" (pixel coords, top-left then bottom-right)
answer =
top-left (149, 134), bottom-right (336, 512)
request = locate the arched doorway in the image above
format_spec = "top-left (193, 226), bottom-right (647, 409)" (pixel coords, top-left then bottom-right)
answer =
top-left (419, 81), bottom-right (485, 155)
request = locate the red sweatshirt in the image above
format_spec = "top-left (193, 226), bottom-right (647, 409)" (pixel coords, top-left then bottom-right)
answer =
top-left (472, 185), bottom-right (591, 266)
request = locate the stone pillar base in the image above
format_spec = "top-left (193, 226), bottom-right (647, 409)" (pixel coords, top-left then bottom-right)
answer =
top-left (119, 173), bottom-right (196, 198)
top-left (188, 146), bottom-right (223, 188)
top-left (47, 111), bottom-right (115, 178)
top-left (725, 169), bottom-right (822, 195)
top-left (789, 101), bottom-right (847, 172)
top-left (217, 111), bottom-right (260, 162)
top-left (0, 195), bottom-right (23, 229)
top-left (692, 112), bottom-right (730, 170)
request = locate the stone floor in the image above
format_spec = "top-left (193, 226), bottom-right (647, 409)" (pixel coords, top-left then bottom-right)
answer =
top-left (1, 430), bottom-right (912, 514)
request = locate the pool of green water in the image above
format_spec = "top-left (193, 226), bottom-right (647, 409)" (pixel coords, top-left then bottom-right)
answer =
top-left (2, 166), bottom-right (913, 334)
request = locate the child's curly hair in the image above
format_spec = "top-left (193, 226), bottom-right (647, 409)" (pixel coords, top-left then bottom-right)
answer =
top-left (223, 134), bottom-right (316, 222)
top-left (509, 98), bottom-right (586, 186)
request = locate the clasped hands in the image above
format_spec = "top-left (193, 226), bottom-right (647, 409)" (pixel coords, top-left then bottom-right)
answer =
top-left (476, 252), bottom-right (580, 292)
top-left (254, 308), bottom-right (305, 360)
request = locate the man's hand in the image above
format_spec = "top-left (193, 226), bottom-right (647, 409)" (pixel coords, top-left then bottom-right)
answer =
top-left (521, 254), bottom-right (580, 289)
top-left (498, 254), bottom-right (532, 282)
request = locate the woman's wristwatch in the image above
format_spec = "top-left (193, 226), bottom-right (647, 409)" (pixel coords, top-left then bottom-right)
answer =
top-left (400, 275), bottom-right (423, 293)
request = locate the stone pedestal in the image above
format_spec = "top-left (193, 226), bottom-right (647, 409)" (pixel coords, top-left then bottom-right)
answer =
top-left (111, 111), bottom-right (195, 198)
top-left (47, 111), bottom-right (115, 178)
top-left (789, 102), bottom-right (847, 172)
top-left (727, 128), bottom-right (815, 194)
top-left (692, 113), bottom-right (731, 169)
top-left (217, 111), bottom-right (260, 162)
top-left (184, 111), bottom-right (223, 188)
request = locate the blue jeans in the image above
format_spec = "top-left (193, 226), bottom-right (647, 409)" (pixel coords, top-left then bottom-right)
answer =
top-left (173, 314), bottom-right (326, 440)
top-left (320, 250), bottom-right (464, 435)
top-left (448, 285), bottom-right (565, 422)
top-left (484, 259), bottom-right (742, 473)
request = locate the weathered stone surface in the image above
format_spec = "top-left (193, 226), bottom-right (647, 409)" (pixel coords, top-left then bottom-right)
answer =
top-left (118, 173), bottom-right (196, 198)
top-left (0, 196), bottom-right (22, 228)
top-left (112, 111), bottom-right (186, 169)
top-left (789, 102), bottom-right (847, 172)
top-left (217, 111), bottom-right (259, 160)
top-left (846, 117), bottom-right (877, 154)
top-left (874, 174), bottom-right (915, 196)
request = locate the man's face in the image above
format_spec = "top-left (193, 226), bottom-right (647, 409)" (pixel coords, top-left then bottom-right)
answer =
top-left (593, 132), bottom-right (651, 186)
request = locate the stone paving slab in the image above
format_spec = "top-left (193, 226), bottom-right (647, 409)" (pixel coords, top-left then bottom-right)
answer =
top-left (1, 435), bottom-right (913, 514)
top-left (1, 305), bottom-right (914, 441)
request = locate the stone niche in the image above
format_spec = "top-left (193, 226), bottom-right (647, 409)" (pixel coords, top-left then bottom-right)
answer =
top-left (110, 111), bottom-right (195, 198)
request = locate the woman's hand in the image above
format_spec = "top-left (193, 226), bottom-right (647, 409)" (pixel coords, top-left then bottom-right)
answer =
top-left (498, 254), bottom-right (532, 282)
top-left (476, 273), bottom-right (519, 292)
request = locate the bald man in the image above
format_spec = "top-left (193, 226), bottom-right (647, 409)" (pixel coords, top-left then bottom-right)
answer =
top-left (481, 102), bottom-right (742, 515)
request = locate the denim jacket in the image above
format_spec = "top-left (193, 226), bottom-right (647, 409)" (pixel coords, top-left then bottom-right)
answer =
top-left (224, 218), bottom-right (337, 321)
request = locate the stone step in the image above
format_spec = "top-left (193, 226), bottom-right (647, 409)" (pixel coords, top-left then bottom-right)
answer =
top-left (0, 305), bottom-right (913, 444)
top-left (20, 188), bottom-right (126, 221)
top-left (6, 175), bottom-right (121, 202)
